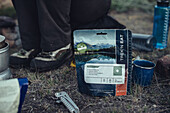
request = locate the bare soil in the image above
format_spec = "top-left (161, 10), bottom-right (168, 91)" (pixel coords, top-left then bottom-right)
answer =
top-left (10, 10), bottom-right (170, 113)
top-left (0, 0), bottom-right (13, 8)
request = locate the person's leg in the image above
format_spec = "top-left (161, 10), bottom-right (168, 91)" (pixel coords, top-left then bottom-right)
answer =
top-left (36, 0), bottom-right (72, 52)
top-left (12, 0), bottom-right (41, 50)
top-left (30, 0), bottom-right (72, 72)
top-left (10, 0), bottom-right (41, 67)
top-left (70, 0), bottom-right (125, 30)
top-left (72, 15), bottom-right (126, 30)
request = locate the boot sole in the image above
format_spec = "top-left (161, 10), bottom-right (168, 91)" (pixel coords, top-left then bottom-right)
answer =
top-left (9, 59), bottom-right (31, 69)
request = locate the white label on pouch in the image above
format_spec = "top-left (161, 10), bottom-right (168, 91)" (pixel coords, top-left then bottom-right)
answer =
top-left (84, 63), bottom-right (125, 84)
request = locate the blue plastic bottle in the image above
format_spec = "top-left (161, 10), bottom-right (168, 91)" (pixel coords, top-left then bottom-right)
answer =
top-left (153, 0), bottom-right (170, 49)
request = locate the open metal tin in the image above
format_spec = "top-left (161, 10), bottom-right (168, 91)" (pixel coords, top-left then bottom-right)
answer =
top-left (0, 42), bottom-right (9, 72)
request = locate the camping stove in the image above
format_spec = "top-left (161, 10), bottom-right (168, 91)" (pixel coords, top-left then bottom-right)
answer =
top-left (0, 35), bottom-right (12, 80)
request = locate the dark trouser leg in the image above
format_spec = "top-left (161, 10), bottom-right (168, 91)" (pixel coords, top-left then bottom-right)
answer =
top-left (70, 0), bottom-right (111, 26)
top-left (36, 0), bottom-right (72, 52)
top-left (72, 15), bottom-right (126, 30)
top-left (12, 0), bottom-right (41, 50)
top-left (70, 0), bottom-right (125, 30)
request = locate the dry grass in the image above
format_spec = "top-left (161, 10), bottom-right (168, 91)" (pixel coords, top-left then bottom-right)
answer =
top-left (11, 65), bottom-right (170, 113)
top-left (9, 11), bottom-right (170, 113)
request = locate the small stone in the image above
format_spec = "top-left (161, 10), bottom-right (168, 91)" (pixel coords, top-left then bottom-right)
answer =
top-left (0, 16), bottom-right (16, 28)
top-left (155, 54), bottom-right (170, 78)
top-left (33, 98), bottom-right (36, 101)
top-left (153, 104), bottom-right (157, 107)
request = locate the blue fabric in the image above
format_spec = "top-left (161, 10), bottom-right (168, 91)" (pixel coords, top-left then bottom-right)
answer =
top-left (17, 78), bottom-right (28, 113)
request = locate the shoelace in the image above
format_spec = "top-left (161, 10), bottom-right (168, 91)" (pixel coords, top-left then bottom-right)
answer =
top-left (37, 51), bottom-right (53, 58)
top-left (17, 49), bottom-right (27, 56)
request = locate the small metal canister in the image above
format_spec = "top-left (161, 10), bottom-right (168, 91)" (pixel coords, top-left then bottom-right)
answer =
top-left (0, 35), bottom-right (11, 80)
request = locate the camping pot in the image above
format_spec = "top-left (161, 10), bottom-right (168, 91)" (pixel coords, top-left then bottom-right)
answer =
top-left (0, 40), bottom-right (9, 72)
top-left (0, 35), bottom-right (6, 49)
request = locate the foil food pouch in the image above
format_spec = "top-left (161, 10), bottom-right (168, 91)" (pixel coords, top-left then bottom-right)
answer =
top-left (74, 29), bottom-right (132, 96)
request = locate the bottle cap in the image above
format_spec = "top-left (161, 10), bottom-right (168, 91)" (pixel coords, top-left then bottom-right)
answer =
top-left (157, 0), bottom-right (169, 7)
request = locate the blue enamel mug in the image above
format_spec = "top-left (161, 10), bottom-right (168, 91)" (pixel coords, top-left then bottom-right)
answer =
top-left (132, 60), bottom-right (155, 86)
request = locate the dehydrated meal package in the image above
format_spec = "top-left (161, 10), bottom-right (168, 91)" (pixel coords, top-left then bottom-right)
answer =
top-left (74, 29), bottom-right (132, 96)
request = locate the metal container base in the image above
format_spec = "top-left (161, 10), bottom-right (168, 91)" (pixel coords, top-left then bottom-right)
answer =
top-left (0, 68), bottom-right (12, 80)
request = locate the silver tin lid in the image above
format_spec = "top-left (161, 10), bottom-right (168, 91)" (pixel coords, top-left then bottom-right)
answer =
top-left (0, 35), bottom-right (5, 43)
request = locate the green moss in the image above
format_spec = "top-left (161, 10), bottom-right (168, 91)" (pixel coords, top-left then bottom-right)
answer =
top-left (111, 0), bottom-right (155, 13)
top-left (0, 7), bottom-right (16, 18)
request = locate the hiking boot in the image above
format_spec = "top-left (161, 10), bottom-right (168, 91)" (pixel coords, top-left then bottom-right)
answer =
top-left (30, 44), bottom-right (73, 72)
top-left (9, 48), bottom-right (41, 68)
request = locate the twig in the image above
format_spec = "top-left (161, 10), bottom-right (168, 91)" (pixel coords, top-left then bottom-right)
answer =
top-left (81, 103), bottom-right (96, 112)
top-left (154, 73), bottom-right (160, 88)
